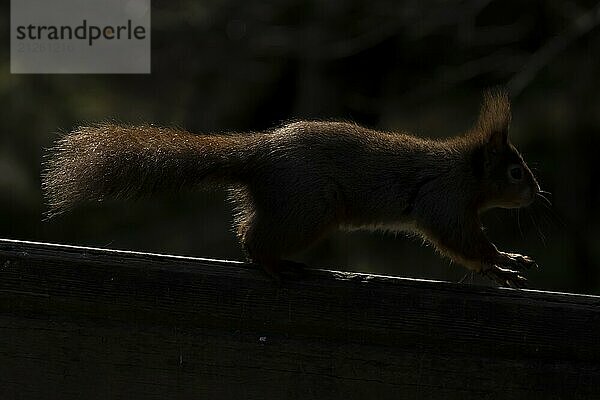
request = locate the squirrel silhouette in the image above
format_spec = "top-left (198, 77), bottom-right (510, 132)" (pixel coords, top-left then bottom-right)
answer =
top-left (43, 89), bottom-right (540, 287)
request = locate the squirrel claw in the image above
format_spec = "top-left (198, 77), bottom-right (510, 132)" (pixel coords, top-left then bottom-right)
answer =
top-left (498, 252), bottom-right (537, 271)
top-left (482, 265), bottom-right (528, 289)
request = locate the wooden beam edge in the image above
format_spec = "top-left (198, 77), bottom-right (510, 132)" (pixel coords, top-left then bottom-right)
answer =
top-left (1, 238), bottom-right (599, 304)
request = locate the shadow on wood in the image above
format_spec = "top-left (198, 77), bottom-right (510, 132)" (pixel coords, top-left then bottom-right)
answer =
top-left (1, 239), bottom-right (599, 399)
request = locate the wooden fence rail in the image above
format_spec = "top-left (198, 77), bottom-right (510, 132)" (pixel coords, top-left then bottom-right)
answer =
top-left (1, 238), bottom-right (599, 399)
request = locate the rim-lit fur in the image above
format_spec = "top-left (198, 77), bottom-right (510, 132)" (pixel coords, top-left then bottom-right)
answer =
top-left (42, 90), bottom-right (539, 283)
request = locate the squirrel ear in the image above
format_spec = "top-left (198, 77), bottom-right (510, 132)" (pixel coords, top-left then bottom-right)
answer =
top-left (488, 128), bottom-right (509, 150)
top-left (476, 88), bottom-right (511, 147)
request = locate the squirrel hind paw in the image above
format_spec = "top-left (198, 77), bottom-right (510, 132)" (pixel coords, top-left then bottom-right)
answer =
top-left (278, 260), bottom-right (309, 280)
top-left (255, 258), bottom-right (309, 283)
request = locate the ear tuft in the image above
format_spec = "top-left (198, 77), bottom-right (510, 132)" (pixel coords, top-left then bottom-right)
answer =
top-left (476, 87), bottom-right (511, 146)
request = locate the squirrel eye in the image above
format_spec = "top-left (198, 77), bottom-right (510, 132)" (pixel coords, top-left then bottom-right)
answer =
top-left (508, 165), bottom-right (523, 181)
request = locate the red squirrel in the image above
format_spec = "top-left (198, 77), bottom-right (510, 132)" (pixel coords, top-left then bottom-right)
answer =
top-left (43, 89), bottom-right (540, 287)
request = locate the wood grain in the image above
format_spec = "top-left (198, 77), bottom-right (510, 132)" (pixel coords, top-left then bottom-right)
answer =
top-left (1, 239), bottom-right (599, 399)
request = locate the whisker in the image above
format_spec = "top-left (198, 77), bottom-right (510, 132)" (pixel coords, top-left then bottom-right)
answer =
top-left (531, 204), bottom-right (556, 235)
top-left (536, 192), bottom-right (553, 207)
top-left (516, 209), bottom-right (524, 239)
top-left (533, 192), bottom-right (566, 229)
top-left (543, 203), bottom-right (565, 229)
top-left (529, 212), bottom-right (546, 246)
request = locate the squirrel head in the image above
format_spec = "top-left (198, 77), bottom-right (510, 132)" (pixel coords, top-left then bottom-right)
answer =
top-left (471, 89), bottom-right (540, 210)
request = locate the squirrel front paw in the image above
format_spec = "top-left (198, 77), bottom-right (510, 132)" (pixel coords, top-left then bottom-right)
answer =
top-left (480, 252), bottom-right (536, 288)
top-left (481, 264), bottom-right (528, 289)
top-left (497, 252), bottom-right (538, 271)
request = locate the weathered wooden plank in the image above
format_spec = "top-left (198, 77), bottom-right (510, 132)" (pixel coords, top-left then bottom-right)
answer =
top-left (1, 238), bottom-right (599, 399)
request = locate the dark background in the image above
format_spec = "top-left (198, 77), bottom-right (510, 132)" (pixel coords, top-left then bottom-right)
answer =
top-left (2, 0), bottom-right (598, 293)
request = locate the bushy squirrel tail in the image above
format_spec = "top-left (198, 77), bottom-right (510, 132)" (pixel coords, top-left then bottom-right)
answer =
top-left (42, 123), bottom-right (254, 216)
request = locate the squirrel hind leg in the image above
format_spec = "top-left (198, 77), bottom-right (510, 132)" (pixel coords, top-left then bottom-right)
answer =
top-left (230, 179), bottom-right (339, 280)
top-left (235, 207), bottom-right (335, 281)
top-left (239, 217), bottom-right (316, 281)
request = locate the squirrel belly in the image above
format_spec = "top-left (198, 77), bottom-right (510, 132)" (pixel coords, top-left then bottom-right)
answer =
top-left (43, 90), bottom-right (541, 287)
